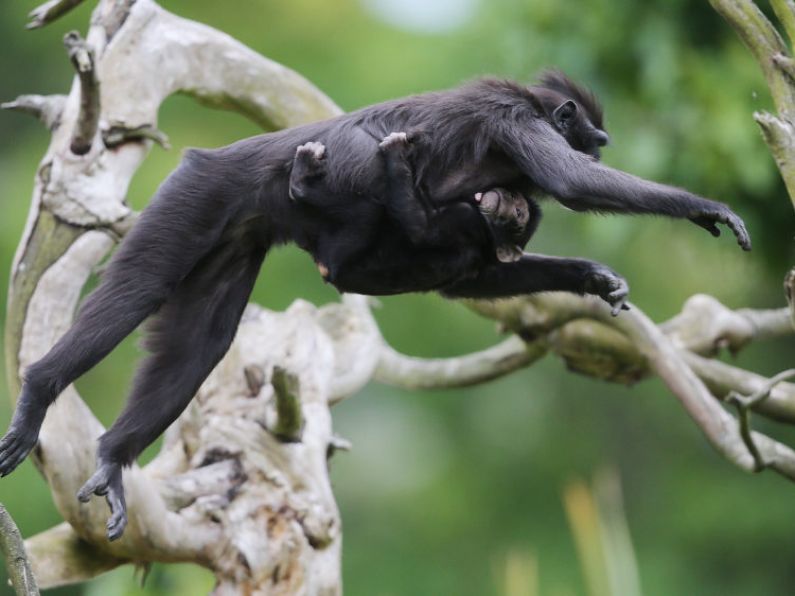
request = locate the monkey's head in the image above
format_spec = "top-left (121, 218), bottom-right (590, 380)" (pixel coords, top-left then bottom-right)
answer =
top-left (532, 71), bottom-right (609, 159)
top-left (475, 189), bottom-right (535, 263)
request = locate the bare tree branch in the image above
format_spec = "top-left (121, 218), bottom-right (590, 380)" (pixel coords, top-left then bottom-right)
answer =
top-left (376, 336), bottom-right (545, 390)
top-left (710, 0), bottom-right (795, 210)
top-left (102, 123), bottom-right (170, 149)
top-left (0, 504), bottom-right (38, 595)
top-left (684, 352), bottom-right (795, 423)
top-left (1, 95), bottom-right (66, 130)
top-left (269, 367), bottom-right (304, 442)
top-left (770, 0), bottom-right (795, 47)
top-left (727, 369), bottom-right (795, 470)
top-left (786, 267), bottom-right (795, 327)
top-left (63, 31), bottom-right (99, 155)
top-left (662, 294), bottom-right (792, 355)
top-left (24, 523), bottom-right (123, 589)
top-left (27, 0), bottom-right (86, 30)
top-left (604, 302), bottom-right (795, 478)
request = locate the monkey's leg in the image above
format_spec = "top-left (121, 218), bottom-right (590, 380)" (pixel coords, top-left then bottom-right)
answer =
top-left (0, 159), bottom-right (232, 477)
top-left (378, 132), bottom-right (433, 244)
top-left (78, 240), bottom-right (265, 541)
top-left (288, 141), bottom-right (328, 204)
top-left (441, 253), bottom-right (630, 316)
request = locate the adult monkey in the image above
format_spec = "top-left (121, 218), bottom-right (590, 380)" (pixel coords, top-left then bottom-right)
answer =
top-left (0, 71), bottom-right (750, 540)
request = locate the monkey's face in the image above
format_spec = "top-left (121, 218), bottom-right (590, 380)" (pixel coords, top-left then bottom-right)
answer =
top-left (565, 113), bottom-right (609, 159)
top-left (475, 189), bottom-right (532, 262)
top-left (533, 79), bottom-right (609, 159)
top-left (550, 99), bottom-right (609, 159)
top-left (475, 190), bottom-right (530, 230)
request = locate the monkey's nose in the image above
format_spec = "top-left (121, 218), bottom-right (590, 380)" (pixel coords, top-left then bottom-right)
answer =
top-left (595, 131), bottom-right (609, 147)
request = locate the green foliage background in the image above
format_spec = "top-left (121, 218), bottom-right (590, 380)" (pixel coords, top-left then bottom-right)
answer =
top-left (1, 0), bottom-right (794, 594)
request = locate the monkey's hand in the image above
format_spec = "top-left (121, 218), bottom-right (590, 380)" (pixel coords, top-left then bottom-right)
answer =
top-left (0, 390), bottom-right (46, 476)
top-left (289, 141), bottom-right (327, 202)
top-left (584, 265), bottom-right (630, 316)
top-left (77, 460), bottom-right (127, 541)
top-left (688, 203), bottom-right (751, 251)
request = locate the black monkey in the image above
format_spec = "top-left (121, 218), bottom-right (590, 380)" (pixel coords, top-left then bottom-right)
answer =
top-left (288, 131), bottom-right (534, 285)
top-left (0, 71), bottom-right (750, 541)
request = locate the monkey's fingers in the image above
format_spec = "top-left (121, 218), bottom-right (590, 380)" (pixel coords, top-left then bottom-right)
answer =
top-left (725, 214), bottom-right (752, 251)
top-left (0, 430), bottom-right (37, 476)
top-left (690, 211), bottom-right (752, 251)
top-left (689, 215), bottom-right (721, 237)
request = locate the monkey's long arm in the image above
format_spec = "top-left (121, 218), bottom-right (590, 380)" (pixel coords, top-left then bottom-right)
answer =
top-left (440, 253), bottom-right (630, 315)
top-left (498, 118), bottom-right (751, 250)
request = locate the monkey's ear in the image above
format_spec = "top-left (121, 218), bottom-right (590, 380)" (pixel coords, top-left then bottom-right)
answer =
top-left (552, 100), bottom-right (577, 131)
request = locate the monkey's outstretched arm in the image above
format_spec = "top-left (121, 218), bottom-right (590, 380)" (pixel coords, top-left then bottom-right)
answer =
top-left (498, 118), bottom-right (751, 250)
top-left (440, 252), bottom-right (630, 315)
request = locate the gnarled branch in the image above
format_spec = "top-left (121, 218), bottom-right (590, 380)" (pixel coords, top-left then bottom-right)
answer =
top-left (27, 0), bottom-right (86, 30)
top-left (1, 95), bottom-right (66, 130)
top-left (63, 31), bottom-right (99, 155)
top-left (0, 504), bottom-right (38, 595)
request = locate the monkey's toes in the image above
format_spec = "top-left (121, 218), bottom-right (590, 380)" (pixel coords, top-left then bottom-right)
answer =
top-left (379, 132), bottom-right (409, 151)
top-left (106, 489), bottom-right (128, 542)
top-left (77, 462), bottom-right (118, 501)
top-left (0, 429), bottom-right (37, 477)
top-left (295, 141), bottom-right (325, 161)
top-left (78, 462), bottom-right (129, 541)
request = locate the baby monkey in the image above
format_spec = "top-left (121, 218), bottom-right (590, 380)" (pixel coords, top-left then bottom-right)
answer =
top-left (289, 131), bottom-right (536, 287)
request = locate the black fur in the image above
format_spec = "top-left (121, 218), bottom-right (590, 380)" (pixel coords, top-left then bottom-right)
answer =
top-left (0, 71), bottom-right (750, 540)
top-left (288, 133), bottom-right (534, 285)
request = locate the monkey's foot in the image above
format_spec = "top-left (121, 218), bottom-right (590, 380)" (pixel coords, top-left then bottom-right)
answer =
top-left (379, 131), bottom-right (409, 152)
top-left (289, 141), bottom-right (327, 202)
top-left (296, 141), bottom-right (325, 162)
top-left (77, 461), bottom-right (127, 541)
top-left (689, 205), bottom-right (751, 251)
top-left (584, 266), bottom-right (630, 317)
